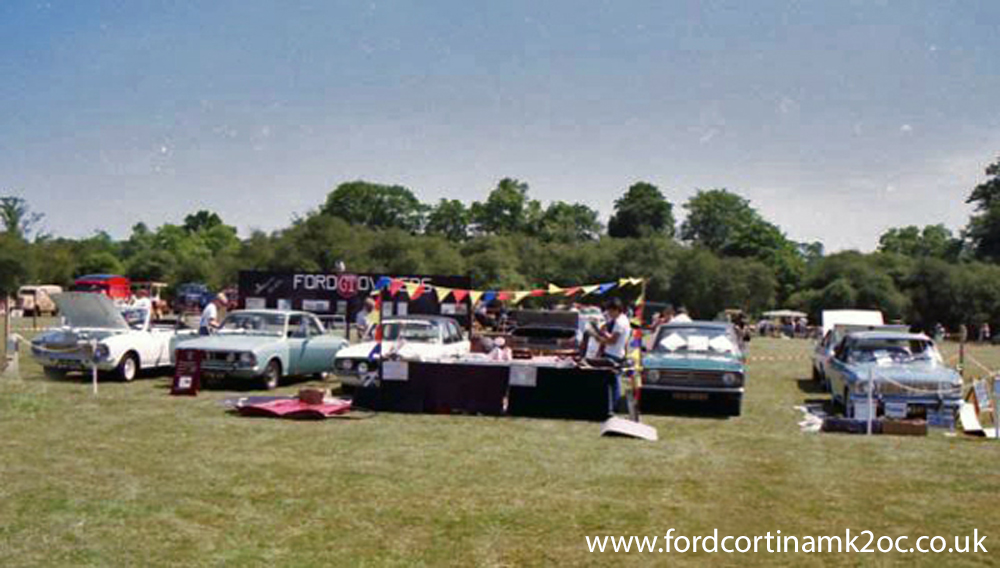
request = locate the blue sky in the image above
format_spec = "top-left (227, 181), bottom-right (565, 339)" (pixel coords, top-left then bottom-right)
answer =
top-left (2, 0), bottom-right (998, 249)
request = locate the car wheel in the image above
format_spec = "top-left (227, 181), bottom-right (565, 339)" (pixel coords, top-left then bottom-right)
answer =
top-left (262, 360), bottom-right (281, 390)
top-left (117, 352), bottom-right (139, 382)
top-left (43, 367), bottom-right (66, 380)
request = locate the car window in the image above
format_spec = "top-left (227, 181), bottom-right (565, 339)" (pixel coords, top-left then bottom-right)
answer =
top-left (308, 316), bottom-right (325, 336)
top-left (288, 314), bottom-right (305, 338)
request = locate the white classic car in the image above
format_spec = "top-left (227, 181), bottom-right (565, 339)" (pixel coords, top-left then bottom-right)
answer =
top-left (30, 292), bottom-right (196, 381)
top-left (334, 315), bottom-right (471, 388)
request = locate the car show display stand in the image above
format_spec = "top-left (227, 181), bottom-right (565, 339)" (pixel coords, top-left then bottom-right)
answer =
top-left (354, 359), bottom-right (614, 420)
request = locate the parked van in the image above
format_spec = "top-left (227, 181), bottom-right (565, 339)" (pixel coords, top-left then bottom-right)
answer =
top-left (17, 285), bottom-right (63, 316)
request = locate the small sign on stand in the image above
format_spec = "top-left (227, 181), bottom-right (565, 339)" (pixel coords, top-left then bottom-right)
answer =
top-left (172, 349), bottom-right (202, 396)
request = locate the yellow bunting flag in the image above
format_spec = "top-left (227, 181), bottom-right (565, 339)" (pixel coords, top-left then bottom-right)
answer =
top-left (469, 290), bottom-right (484, 305)
top-left (618, 278), bottom-right (631, 287)
top-left (512, 290), bottom-right (532, 304)
top-left (629, 277), bottom-right (644, 286)
top-left (547, 283), bottom-right (564, 294)
top-left (434, 286), bottom-right (452, 303)
top-left (581, 284), bottom-right (599, 295)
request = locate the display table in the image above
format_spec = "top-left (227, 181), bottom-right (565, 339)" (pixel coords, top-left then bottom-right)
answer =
top-left (352, 359), bottom-right (614, 421)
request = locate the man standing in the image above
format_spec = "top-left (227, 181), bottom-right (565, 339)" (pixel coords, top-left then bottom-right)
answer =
top-left (589, 298), bottom-right (632, 412)
top-left (198, 293), bottom-right (227, 336)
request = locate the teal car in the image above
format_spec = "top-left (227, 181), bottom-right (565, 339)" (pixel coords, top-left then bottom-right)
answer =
top-left (640, 320), bottom-right (747, 416)
top-left (179, 310), bottom-right (348, 389)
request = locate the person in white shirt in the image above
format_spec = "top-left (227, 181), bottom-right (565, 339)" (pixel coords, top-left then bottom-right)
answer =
top-left (672, 306), bottom-right (693, 323)
top-left (587, 298), bottom-right (632, 412)
top-left (198, 293), bottom-right (227, 336)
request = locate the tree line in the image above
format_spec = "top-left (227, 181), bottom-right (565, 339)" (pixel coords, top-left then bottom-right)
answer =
top-left (2, 155), bottom-right (999, 331)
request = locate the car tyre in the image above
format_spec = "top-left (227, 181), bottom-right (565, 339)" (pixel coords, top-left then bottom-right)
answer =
top-left (262, 359), bottom-right (281, 390)
top-left (117, 352), bottom-right (139, 382)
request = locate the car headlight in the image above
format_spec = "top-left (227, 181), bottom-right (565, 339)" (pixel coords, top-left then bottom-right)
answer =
top-left (645, 370), bottom-right (660, 383)
top-left (337, 359), bottom-right (353, 370)
top-left (357, 361), bottom-right (369, 374)
top-left (722, 372), bottom-right (737, 386)
top-left (226, 352), bottom-right (237, 363)
top-left (94, 344), bottom-right (110, 360)
top-left (239, 352), bottom-right (256, 366)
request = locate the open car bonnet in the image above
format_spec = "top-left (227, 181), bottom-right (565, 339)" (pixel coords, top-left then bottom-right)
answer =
top-left (52, 292), bottom-right (129, 330)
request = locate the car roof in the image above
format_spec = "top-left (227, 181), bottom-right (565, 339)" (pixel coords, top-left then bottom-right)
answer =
top-left (847, 330), bottom-right (931, 341)
top-left (662, 320), bottom-right (731, 331)
top-left (382, 315), bottom-right (455, 324)
top-left (229, 309), bottom-right (312, 317)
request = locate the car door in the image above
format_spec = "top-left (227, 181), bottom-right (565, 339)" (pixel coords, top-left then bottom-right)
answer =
top-left (285, 314), bottom-right (308, 375)
top-left (826, 338), bottom-right (851, 403)
top-left (299, 315), bottom-right (344, 373)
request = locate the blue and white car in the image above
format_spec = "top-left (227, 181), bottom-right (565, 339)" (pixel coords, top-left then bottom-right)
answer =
top-left (826, 330), bottom-right (962, 418)
top-left (179, 310), bottom-right (348, 389)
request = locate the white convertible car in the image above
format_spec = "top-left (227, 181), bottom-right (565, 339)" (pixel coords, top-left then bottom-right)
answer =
top-left (334, 315), bottom-right (471, 388)
top-left (30, 292), bottom-right (196, 381)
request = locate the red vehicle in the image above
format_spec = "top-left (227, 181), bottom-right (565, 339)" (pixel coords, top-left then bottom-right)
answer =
top-left (71, 274), bottom-right (132, 302)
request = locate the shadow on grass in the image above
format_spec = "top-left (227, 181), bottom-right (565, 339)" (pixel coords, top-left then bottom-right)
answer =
top-left (795, 377), bottom-right (826, 394)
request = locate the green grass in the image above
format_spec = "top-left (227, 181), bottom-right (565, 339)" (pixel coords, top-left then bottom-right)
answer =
top-left (2, 335), bottom-right (999, 566)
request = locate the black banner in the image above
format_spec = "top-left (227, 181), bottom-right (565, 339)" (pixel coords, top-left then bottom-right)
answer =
top-left (237, 271), bottom-right (473, 328)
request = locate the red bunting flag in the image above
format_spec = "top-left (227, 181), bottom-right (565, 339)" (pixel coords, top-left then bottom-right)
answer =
top-left (563, 286), bottom-right (581, 296)
top-left (497, 291), bottom-right (512, 301)
top-left (389, 279), bottom-right (405, 297)
top-left (530, 289), bottom-right (546, 297)
top-left (452, 289), bottom-right (469, 303)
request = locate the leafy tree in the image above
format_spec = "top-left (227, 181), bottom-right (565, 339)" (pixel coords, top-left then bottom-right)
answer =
top-left (680, 189), bottom-right (757, 251)
top-left (878, 224), bottom-right (961, 260)
top-left (425, 199), bottom-right (470, 241)
top-left (607, 182), bottom-right (675, 238)
top-left (470, 178), bottom-right (541, 235)
top-left (76, 251), bottom-right (125, 276)
top-left (321, 181), bottom-right (426, 232)
top-left (0, 196), bottom-right (44, 240)
top-left (537, 202), bottom-right (603, 243)
top-left (964, 157), bottom-right (1000, 260)
top-left (183, 210), bottom-right (224, 233)
top-left (0, 234), bottom-right (31, 295)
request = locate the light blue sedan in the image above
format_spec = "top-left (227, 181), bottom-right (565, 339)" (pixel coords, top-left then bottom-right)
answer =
top-left (826, 330), bottom-right (962, 418)
top-left (179, 310), bottom-right (348, 389)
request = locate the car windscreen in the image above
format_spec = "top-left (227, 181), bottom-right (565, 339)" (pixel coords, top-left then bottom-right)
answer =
top-left (848, 339), bottom-right (941, 364)
top-left (121, 308), bottom-right (149, 330)
top-left (219, 313), bottom-right (286, 336)
top-left (381, 322), bottom-right (438, 342)
top-left (654, 326), bottom-right (739, 355)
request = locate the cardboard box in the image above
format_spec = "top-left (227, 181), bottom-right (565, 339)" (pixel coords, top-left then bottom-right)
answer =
top-left (880, 418), bottom-right (927, 437)
top-left (298, 387), bottom-right (327, 405)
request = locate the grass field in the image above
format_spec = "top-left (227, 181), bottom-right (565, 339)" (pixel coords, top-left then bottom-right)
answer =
top-left (2, 329), bottom-right (999, 566)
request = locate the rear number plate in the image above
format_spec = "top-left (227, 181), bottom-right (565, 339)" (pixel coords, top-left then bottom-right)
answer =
top-left (672, 392), bottom-right (709, 401)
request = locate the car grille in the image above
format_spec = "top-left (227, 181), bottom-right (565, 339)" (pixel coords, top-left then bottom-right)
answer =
top-left (647, 369), bottom-right (733, 388)
top-left (875, 380), bottom-right (960, 397)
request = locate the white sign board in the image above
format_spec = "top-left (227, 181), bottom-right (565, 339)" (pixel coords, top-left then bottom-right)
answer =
top-left (245, 297), bottom-right (266, 310)
top-left (853, 400), bottom-right (874, 422)
top-left (276, 298), bottom-right (291, 311)
top-left (884, 401), bottom-right (908, 420)
top-left (974, 380), bottom-right (991, 411)
top-left (382, 360), bottom-right (409, 382)
top-left (302, 299), bottom-right (330, 313)
top-left (509, 365), bottom-right (538, 387)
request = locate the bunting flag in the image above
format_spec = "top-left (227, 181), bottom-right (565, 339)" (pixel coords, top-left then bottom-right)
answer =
top-left (563, 286), bottom-right (581, 296)
top-left (481, 291), bottom-right (497, 304)
top-left (512, 290), bottom-right (532, 304)
top-left (595, 282), bottom-right (616, 295)
top-left (434, 286), bottom-right (452, 303)
top-left (618, 278), bottom-right (631, 288)
top-left (375, 276), bottom-right (392, 290)
top-left (547, 283), bottom-right (564, 294)
top-left (468, 290), bottom-right (483, 305)
top-left (453, 289), bottom-right (470, 303)
top-left (629, 277), bottom-right (644, 286)
top-left (406, 282), bottom-right (427, 301)
top-left (497, 291), bottom-right (512, 301)
top-left (581, 284), bottom-right (599, 295)
top-left (388, 279), bottom-right (405, 296)
top-left (530, 289), bottom-right (546, 297)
